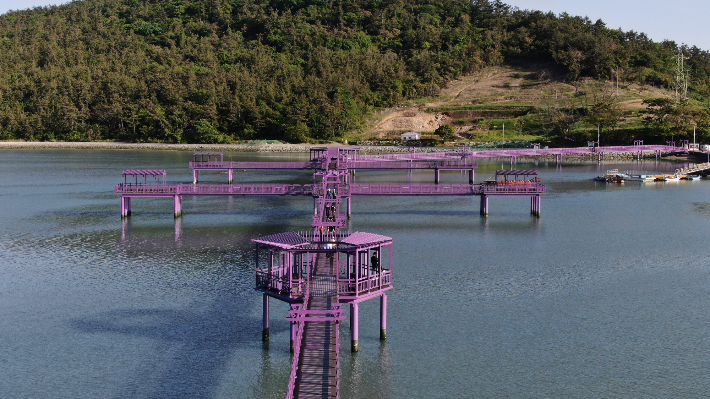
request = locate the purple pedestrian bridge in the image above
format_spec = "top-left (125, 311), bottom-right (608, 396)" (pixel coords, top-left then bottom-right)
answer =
top-left (116, 143), bottom-right (690, 398)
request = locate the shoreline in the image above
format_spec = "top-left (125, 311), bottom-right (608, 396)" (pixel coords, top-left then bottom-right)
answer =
top-left (0, 141), bottom-right (691, 160)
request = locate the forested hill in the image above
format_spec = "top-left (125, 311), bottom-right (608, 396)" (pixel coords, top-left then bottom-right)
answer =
top-left (1, 0), bottom-right (709, 143)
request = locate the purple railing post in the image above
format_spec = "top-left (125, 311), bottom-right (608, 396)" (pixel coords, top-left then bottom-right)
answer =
top-left (262, 294), bottom-right (270, 342)
top-left (351, 302), bottom-right (359, 352)
top-left (380, 293), bottom-right (387, 340)
top-left (290, 308), bottom-right (296, 353)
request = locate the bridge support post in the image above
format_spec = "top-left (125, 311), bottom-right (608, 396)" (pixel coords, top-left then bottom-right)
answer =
top-left (531, 196), bottom-right (541, 217)
top-left (469, 169), bottom-right (475, 184)
top-left (351, 302), bottom-right (359, 352)
top-left (228, 169), bottom-right (233, 184)
top-left (380, 293), bottom-right (387, 340)
top-left (174, 195), bottom-right (182, 218)
top-left (511, 156), bottom-right (516, 165)
top-left (435, 169), bottom-right (440, 184)
top-left (347, 196), bottom-right (351, 219)
top-left (121, 196), bottom-right (131, 217)
top-left (262, 294), bottom-right (270, 342)
top-left (193, 169), bottom-right (198, 184)
top-left (480, 195), bottom-right (488, 217)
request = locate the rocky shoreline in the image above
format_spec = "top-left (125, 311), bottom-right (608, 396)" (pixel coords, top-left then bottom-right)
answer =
top-left (0, 141), bottom-right (689, 159)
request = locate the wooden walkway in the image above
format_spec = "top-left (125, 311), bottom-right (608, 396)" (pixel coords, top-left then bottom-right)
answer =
top-left (676, 162), bottom-right (710, 175)
top-left (292, 255), bottom-right (340, 399)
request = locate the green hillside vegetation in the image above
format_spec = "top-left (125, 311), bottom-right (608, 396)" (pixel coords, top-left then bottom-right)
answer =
top-left (0, 0), bottom-right (709, 144)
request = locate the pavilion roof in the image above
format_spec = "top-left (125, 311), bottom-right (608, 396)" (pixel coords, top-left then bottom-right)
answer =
top-left (251, 232), bottom-right (310, 249)
top-left (122, 170), bottom-right (167, 176)
top-left (495, 169), bottom-right (538, 176)
top-left (252, 231), bottom-right (393, 250)
top-left (341, 232), bottom-right (393, 247)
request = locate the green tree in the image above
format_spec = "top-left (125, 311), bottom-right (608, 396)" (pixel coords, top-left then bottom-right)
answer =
top-left (435, 124), bottom-right (456, 140)
top-left (585, 101), bottom-right (622, 144)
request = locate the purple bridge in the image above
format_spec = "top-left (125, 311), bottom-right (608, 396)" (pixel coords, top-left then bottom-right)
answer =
top-left (117, 146), bottom-right (545, 218)
top-left (115, 143), bottom-right (694, 398)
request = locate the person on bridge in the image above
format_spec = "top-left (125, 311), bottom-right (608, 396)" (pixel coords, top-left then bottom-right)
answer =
top-left (371, 253), bottom-right (380, 272)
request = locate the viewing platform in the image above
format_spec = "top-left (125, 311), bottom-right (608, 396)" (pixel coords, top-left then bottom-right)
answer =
top-left (254, 231), bottom-right (394, 398)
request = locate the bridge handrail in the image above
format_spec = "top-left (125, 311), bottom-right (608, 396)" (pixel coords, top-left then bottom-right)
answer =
top-left (355, 145), bottom-right (688, 161)
top-left (116, 183), bottom-right (315, 196)
top-left (344, 159), bottom-right (478, 169)
top-left (349, 184), bottom-right (477, 195)
top-left (338, 270), bottom-right (392, 295)
top-left (114, 183), bottom-right (177, 194)
top-left (481, 182), bottom-right (547, 194)
top-left (256, 271), bottom-right (295, 295)
top-left (190, 161), bottom-right (319, 170)
top-left (285, 281), bottom-right (310, 399)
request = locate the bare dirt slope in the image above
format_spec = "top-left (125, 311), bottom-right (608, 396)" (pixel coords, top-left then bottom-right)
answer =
top-left (365, 66), bottom-right (670, 137)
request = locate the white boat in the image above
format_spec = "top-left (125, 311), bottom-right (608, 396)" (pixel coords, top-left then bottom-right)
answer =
top-left (683, 175), bottom-right (702, 180)
top-left (623, 174), bottom-right (655, 183)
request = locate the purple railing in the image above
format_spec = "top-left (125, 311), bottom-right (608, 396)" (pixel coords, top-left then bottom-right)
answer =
top-left (338, 270), bottom-right (391, 296)
top-left (481, 182), bottom-right (546, 194)
top-left (349, 184), bottom-right (477, 195)
top-left (285, 283), bottom-right (310, 399)
top-left (117, 182), bottom-right (545, 198)
top-left (355, 144), bottom-right (686, 162)
top-left (345, 159), bottom-right (477, 170)
top-left (116, 183), bottom-right (314, 196)
top-left (115, 183), bottom-right (179, 194)
top-left (256, 271), bottom-right (301, 296)
top-left (190, 161), bottom-right (319, 170)
top-left (334, 315), bottom-right (341, 399)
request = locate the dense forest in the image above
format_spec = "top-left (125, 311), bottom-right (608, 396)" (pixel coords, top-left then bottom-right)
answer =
top-left (1, 0), bottom-right (709, 143)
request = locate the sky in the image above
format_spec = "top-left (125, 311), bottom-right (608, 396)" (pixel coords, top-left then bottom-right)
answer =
top-left (1, 0), bottom-right (707, 50)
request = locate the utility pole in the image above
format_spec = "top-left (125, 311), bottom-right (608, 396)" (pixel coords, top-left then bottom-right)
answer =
top-left (597, 124), bottom-right (600, 147)
top-left (673, 48), bottom-right (689, 102)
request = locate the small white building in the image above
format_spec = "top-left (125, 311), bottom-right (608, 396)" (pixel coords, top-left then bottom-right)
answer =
top-left (401, 132), bottom-right (421, 140)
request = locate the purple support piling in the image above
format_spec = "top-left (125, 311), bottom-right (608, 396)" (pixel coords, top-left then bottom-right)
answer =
top-left (193, 169), bottom-right (198, 184)
top-left (351, 302), bottom-right (359, 352)
top-left (121, 196), bottom-right (131, 217)
top-left (531, 196), bottom-right (541, 217)
top-left (380, 293), bottom-right (387, 340)
top-left (480, 195), bottom-right (489, 216)
top-left (174, 195), bottom-right (182, 218)
top-left (435, 169), bottom-right (440, 184)
top-left (262, 294), bottom-right (270, 341)
top-left (469, 169), bottom-right (475, 184)
top-left (347, 196), bottom-right (351, 218)
top-left (228, 169), bottom-right (233, 184)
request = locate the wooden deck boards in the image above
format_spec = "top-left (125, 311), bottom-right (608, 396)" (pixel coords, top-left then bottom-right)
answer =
top-left (293, 255), bottom-right (340, 399)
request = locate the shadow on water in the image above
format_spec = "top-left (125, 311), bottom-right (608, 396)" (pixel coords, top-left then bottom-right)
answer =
top-left (70, 287), bottom-right (291, 398)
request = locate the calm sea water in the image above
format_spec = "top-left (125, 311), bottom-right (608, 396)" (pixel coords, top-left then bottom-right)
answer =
top-left (2, 149), bottom-right (710, 398)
